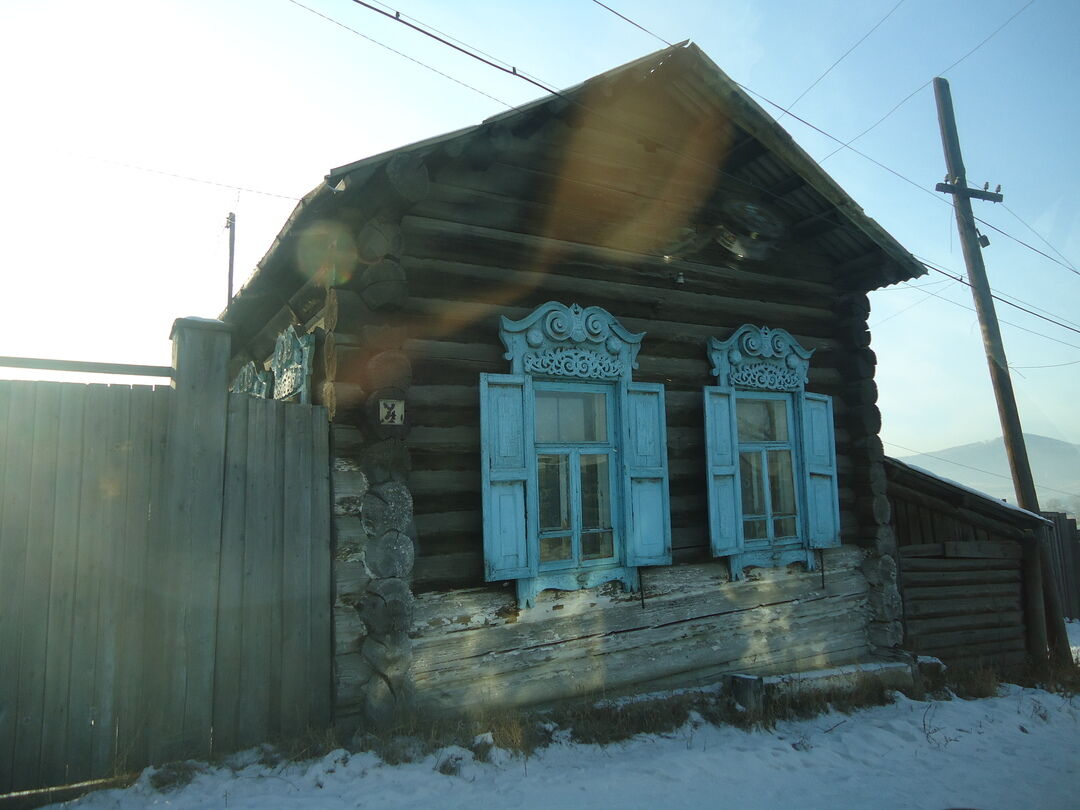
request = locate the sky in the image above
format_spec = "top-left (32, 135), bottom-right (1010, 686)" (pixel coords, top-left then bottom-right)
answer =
top-left (2, 0), bottom-right (1078, 461)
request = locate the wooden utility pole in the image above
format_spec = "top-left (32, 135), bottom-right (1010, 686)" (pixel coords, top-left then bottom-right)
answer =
top-left (933, 77), bottom-right (1070, 666)
top-left (226, 211), bottom-right (237, 309)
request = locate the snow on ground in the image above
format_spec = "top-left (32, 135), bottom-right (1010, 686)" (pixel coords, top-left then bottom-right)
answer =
top-left (52, 683), bottom-right (1080, 810)
top-left (1069, 617), bottom-right (1080, 663)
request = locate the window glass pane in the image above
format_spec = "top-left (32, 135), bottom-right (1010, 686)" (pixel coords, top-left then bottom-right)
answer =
top-left (540, 535), bottom-right (572, 563)
top-left (580, 454), bottom-right (611, 530)
top-left (743, 519), bottom-right (767, 540)
top-left (774, 517), bottom-right (797, 538)
top-left (537, 454), bottom-right (570, 531)
top-left (736, 399), bottom-right (789, 443)
top-left (535, 390), bottom-right (607, 443)
top-left (582, 530), bottom-right (614, 561)
top-left (739, 451), bottom-right (766, 516)
top-left (768, 449), bottom-right (797, 516)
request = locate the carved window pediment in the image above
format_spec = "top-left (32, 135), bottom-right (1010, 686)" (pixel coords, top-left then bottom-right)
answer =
top-left (707, 324), bottom-right (813, 392)
top-left (498, 302), bottom-right (644, 382)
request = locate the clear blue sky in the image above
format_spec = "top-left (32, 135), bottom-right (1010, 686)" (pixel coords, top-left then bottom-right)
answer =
top-left (2, 0), bottom-right (1077, 456)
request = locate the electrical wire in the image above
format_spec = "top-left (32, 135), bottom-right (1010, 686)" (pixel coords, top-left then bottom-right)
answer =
top-left (917, 257), bottom-right (1080, 338)
top-left (883, 440), bottom-right (1080, 499)
top-left (588, 0), bottom-right (671, 47)
top-left (1002, 204), bottom-right (1079, 271)
top-left (1011, 358), bottom-right (1080, 370)
top-left (88, 154), bottom-right (300, 200)
top-left (347, 0), bottom-right (561, 97)
top-left (778, 0), bottom-right (905, 121)
top-left (817, 0), bottom-right (1036, 161)
top-left (587, 0), bottom-right (1079, 286)
top-left (285, 0), bottom-right (514, 108)
top-left (324, 0), bottom-right (1080, 352)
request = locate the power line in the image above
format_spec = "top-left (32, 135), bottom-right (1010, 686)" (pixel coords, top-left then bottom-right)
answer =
top-left (583, 0), bottom-right (1079, 284)
top-left (1002, 204), bottom-right (1078, 271)
top-left (972, 216), bottom-right (1080, 278)
top-left (917, 257), bottom-right (1080, 337)
top-left (285, 0), bottom-right (514, 108)
top-left (778, 0), bottom-right (906, 121)
top-left (347, 0), bottom-right (560, 97)
top-left (1011, 358), bottom-right (1080, 370)
top-left (83, 153), bottom-right (300, 200)
top-left (903, 271), bottom-right (1080, 352)
top-left (883, 440), bottom-right (1080, 500)
top-left (588, 0), bottom-right (671, 47)
top-left (331, 0), bottom-right (1080, 320)
top-left (817, 0), bottom-right (1036, 161)
top-left (739, 83), bottom-right (1080, 281)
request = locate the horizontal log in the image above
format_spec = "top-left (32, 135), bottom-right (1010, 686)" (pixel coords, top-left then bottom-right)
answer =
top-left (905, 610), bottom-right (1023, 637)
top-left (402, 253), bottom-right (839, 342)
top-left (909, 635), bottom-right (1027, 660)
top-left (901, 569), bottom-right (1019, 588)
top-left (907, 626), bottom-right (1023, 652)
top-left (899, 556), bottom-right (1021, 572)
top-left (943, 540), bottom-right (1023, 560)
top-left (903, 582), bottom-right (1021, 602)
top-left (899, 543), bottom-right (945, 558)
top-left (903, 595), bottom-right (1022, 619)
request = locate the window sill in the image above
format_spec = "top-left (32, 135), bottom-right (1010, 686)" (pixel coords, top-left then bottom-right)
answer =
top-left (515, 565), bottom-right (639, 608)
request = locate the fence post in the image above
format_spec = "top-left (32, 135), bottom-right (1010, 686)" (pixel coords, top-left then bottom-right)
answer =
top-left (150, 317), bottom-right (232, 763)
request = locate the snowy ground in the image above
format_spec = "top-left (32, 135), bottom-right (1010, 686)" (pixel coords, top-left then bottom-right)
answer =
top-left (49, 668), bottom-right (1080, 810)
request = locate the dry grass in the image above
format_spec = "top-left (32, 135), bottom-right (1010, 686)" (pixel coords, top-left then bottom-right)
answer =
top-left (345, 676), bottom-right (895, 760)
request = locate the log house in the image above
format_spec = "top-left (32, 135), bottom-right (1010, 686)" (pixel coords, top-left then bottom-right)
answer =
top-left (224, 44), bottom-right (934, 732)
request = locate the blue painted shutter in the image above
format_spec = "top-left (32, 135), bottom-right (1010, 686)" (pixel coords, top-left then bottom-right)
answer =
top-left (621, 383), bottom-right (671, 566)
top-left (704, 387), bottom-right (743, 557)
top-left (802, 392), bottom-right (841, 548)
top-left (479, 374), bottom-right (536, 580)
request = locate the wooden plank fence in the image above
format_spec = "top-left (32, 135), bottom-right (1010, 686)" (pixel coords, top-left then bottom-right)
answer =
top-left (1042, 511), bottom-right (1080, 619)
top-left (0, 320), bottom-right (332, 793)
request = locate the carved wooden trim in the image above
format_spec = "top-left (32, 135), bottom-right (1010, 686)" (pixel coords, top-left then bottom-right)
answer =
top-left (707, 324), bottom-right (813, 392)
top-left (498, 301), bottom-right (644, 381)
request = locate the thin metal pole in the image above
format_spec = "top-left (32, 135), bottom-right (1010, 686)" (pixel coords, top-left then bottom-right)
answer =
top-left (226, 212), bottom-right (236, 309)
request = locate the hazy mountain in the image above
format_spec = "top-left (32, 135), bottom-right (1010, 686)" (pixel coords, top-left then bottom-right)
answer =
top-left (893, 434), bottom-right (1080, 516)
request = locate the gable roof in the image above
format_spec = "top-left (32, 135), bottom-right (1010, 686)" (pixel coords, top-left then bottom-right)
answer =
top-left (223, 42), bottom-right (925, 350)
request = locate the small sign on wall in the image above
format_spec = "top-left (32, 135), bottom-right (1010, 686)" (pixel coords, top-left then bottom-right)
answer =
top-left (379, 399), bottom-right (405, 426)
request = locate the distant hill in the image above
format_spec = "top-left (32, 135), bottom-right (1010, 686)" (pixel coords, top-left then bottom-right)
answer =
top-left (893, 434), bottom-right (1080, 516)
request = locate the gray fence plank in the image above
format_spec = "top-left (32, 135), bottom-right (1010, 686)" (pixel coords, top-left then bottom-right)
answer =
top-left (38, 384), bottom-right (87, 786)
top-left (0, 381), bottom-right (37, 792)
top-left (308, 408), bottom-right (332, 727)
top-left (12, 383), bottom-right (62, 789)
top-left (112, 386), bottom-right (157, 773)
top-left (237, 397), bottom-right (272, 749)
top-left (141, 387), bottom-right (173, 767)
top-left (87, 386), bottom-right (131, 777)
top-left (281, 405), bottom-right (314, 733)
top-left (212, 394), bottom-right (251, 755)
top-left (268, 400), bottom-right (286, 737)
top-left (65, 385), bottom-right (112, 783)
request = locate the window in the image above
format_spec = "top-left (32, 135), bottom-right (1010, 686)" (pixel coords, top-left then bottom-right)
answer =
top-left (704, 325), bottom-right (840, 578)
top-left (480, 302), bottom-right (671, 606)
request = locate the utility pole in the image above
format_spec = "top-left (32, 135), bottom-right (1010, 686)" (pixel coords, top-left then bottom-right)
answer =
top-left (225, 212), bottom-right (237, 310)
top-left (933, 77), bottom-right (1070, 666)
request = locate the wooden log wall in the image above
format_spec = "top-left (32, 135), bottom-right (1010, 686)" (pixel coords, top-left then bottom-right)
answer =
top-left (410, 547), bottom-right (871, 714)
top-left (885, 460), bottom-right (1043, 668)
top-left (247, 92), bottom-right (912, 721)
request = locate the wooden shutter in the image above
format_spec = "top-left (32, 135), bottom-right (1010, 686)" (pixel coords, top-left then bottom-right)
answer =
top-left (802, 392), bottom-right (840, 548)
top-left (704, 387), bottom-right (743, 557)
top-left (479, 374), bottom-right (536, 580)
top-left (621, 383), bottom-right (671, 566)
